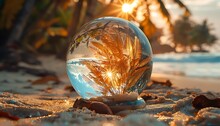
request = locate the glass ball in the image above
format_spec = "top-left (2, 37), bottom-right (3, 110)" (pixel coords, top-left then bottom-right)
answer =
top-left (67, 17), bottom-right (153, 99)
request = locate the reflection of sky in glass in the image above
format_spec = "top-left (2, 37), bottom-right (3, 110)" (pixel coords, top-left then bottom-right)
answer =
top-left (67, 59), bottom-right (101, 99)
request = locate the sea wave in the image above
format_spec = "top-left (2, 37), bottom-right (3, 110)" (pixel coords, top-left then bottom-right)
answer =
top-left (152, 53), bottom-right (220, 78)
top-left (153, 53), bottom-right (220, 63)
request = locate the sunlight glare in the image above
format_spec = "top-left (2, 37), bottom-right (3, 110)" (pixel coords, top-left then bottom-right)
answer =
top-left (106, 71), bottom-right (113, 79)
top-left (122, 3), bottom-right (132, 13)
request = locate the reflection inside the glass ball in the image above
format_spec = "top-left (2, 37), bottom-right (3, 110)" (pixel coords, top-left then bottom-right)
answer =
top-left (67, 17), bottom-right (153, 100)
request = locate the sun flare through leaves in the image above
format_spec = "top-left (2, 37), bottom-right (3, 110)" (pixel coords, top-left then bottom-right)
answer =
top-left (81, 32), bottom-right (151, 95)
top-left (122, 3), bottom-right (132, 13)
top-left (104, 0), bottom-right (139, 20)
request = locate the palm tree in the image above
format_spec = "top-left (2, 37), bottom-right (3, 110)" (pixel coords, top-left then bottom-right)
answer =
top-left (0, 0), bottom-right (191, 56)
top-left (97, 0), bottom-right (190, 42)
top-left (0, 0), bottom-right (36, 46)
top-left (172, 16), bottom-right (194, 51)
top-left (189, 20), bottom-right (217, 51)
top-left (171, 18), bottom-right (217, 52)
top-left (141, 0), bottom-right (190, 42)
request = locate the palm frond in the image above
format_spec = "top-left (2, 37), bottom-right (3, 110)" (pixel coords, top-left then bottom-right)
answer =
top-left (81, 31), bottom-right (151, 95)
top-left (156, 0), bottom-right (171, 26)
top-left (125, 66), bottom-right (148, 91)
top-left (173, 0), bottom-right (191, 17)
top-left (138, 57), bottom-right (151, 68)
top-left (140, 16), bottom-right (158, 39)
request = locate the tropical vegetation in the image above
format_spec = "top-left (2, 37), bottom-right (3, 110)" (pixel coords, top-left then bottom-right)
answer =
top-left (172, 16), bottom-right (217, 52)
top-left (0, 0), bottom-right (217, 56)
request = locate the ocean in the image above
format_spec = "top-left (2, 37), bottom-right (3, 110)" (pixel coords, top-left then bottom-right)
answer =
top-left (152, 53), bottom-right (220, 78)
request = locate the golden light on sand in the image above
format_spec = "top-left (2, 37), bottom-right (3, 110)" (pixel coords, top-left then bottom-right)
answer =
top-left (64, 100), bottom-right (70, 105)
top-left (103, 122), bottom-right (115, 126)
top-left (122, 3), bottom-right (132, 13)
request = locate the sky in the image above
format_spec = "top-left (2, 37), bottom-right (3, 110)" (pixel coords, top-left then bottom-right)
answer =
top-left (166, 0), bottom-right (220, 52)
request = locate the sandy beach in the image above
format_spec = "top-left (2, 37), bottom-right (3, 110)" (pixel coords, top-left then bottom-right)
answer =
top-left (1, 0), bottom-right (220, 125)
top-left (0, 56), bottom-right (220, 125)
top-left (152, 73), bottom-right (220, 92)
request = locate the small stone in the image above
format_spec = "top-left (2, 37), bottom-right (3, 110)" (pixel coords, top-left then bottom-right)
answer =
top-left (73, 98), bottom-right (113, 115)
top-left (192, 95), bottom-right (220, 110)
top-left (89, 102), bottom-right (113, 115)
top-left (0, 111), bottom-right (20, 121)
top-left (6, 100), bottom-right (17, 105)
top-left (140, 93), bottom-right (156, 101)
top-left (64, 85), bottom-right (75, 92)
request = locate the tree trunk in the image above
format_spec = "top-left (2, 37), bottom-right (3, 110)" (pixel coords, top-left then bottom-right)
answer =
top-left (68, 0), bottom-right (84, 37)
top-left (83, 0), bottom-right (97, 23)
top-left (57, 0), bottom-right (84, 59)
top-left (6, 0), bottom-right (35, 45)
top-left (198, 44), bottom-right (203, 51)
top-left (22, 1), bottom-right (54, 40)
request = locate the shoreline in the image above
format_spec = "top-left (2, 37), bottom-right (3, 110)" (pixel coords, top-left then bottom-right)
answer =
top-left (151, 73), bottom-right (220, 92)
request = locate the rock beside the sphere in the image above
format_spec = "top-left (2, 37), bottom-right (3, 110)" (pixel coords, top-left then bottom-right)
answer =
top-left (73, 95), bottom-right (146, 114)
top-left (89, 92), bottom-right (139, 103)
top-left (73, 98), bottom-right (113, 115)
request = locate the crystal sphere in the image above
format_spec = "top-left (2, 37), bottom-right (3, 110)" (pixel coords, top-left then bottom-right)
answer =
top-left (67, 17), bottom-right (153, 99)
